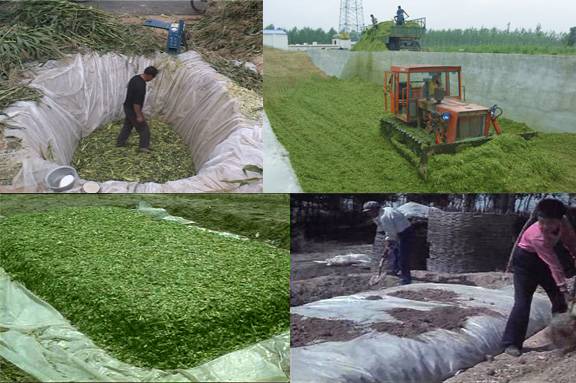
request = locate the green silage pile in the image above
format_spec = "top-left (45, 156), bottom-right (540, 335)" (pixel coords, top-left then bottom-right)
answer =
top-left (0, 0), bottom-right (160, 110)
top-left (0, 207), bottom-right (290, 369)
top-left (72, 119), bottom-right (195, 183)
top-left (352, 20), bottom-right (420, 51)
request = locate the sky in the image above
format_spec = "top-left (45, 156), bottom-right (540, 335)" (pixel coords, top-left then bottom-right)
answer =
top-left (264, 0), bottom-right (575, 33)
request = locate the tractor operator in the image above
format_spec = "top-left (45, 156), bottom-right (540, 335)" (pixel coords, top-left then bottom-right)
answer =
top-left (363, 201), bottom-right (414, 285)
top-left (395, 6), bottom-right (409, 26)
top-left (426, 73), bottom-right (442, 101)
top-left (116, 66), bottom-right (159, 153)
top-left (501, 199), bottom-right (576, 357)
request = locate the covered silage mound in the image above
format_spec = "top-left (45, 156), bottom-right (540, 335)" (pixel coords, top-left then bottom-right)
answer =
top-left (0, 51), bottom-right (262, 192)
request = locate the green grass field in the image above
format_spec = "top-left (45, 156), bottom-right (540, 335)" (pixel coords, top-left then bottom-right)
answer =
top-left (0, 194), bottom-right (289, 249)
top-left (264, 49), bottom-right (576, 192)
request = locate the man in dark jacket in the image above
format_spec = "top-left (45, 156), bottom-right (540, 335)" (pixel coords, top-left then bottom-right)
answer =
top-left (116, 66), bottom-right (159, 152)
top-left (395, 6), bottom-right (409, 25)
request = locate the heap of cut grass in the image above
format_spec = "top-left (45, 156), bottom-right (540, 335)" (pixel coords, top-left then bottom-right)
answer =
top-left (0, 0), bottom-right (161, 111)
top-left (0, 207), bottom-right (289, 369)
top-left (187, 0), bottom-right (262, 92)
top-left (352, 20), bottom-right (421, 52)
top-left (71, 119), bottom-right (195, 183)
top-left (263, 49), bottom-right (576, 192)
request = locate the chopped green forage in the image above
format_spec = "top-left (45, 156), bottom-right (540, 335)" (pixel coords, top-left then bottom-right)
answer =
top-left (0, 207), bottom-right (290, 369)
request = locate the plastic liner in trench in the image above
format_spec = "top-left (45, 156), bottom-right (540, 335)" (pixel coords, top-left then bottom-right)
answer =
top-left (291, 283), bottom-right (552, 383)
top-left (0, 206), bottom-right (289, 382)
top-left (0, 51), bottom-right (262, 192)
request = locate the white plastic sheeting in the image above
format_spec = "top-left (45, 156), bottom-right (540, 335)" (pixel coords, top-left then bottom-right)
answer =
top-left (314, 254), bottom-right (372, 267)
top-left (291, 283), bottom-right (552, 383)
top-left (263, 113), bottom-right (302, 192)
top-left (397, 202), bottom-right (441, 219)
top-left (0, 51), bottom-right (262, 192)
top-left (0, 268), bottom-right (289, 382)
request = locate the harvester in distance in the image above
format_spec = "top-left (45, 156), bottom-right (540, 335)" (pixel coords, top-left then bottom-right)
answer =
top-left (381, 65), bottom-right (535, 178)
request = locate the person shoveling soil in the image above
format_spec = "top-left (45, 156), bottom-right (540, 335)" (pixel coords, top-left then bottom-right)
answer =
top-left (72, 119), bottom-right (194, 183)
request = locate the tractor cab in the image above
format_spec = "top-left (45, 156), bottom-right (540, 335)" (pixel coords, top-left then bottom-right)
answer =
top-left (385, 65), bottom-right (463, 123)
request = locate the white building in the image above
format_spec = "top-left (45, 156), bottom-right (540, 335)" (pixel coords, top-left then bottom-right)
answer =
top-left (263, 29), bottom-right (289, 50)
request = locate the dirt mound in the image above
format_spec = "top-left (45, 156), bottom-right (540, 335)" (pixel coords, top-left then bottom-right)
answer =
top-left (388, 288), bottom-right (461, 303)
top-left (291, 314), bottom-right (363, 347)
top-left (373, 306), bottom-right (503, 338)
top-left (445, 349), bottom-right (576, 383)
top-left (292, 306), bottom-right (503, 347)
top-left (548, 313), bottom-right (576, 352)
top-left (291, 273), bottom-right (399, 306)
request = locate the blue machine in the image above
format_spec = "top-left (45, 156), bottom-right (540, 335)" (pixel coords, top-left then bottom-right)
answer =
top-left (143, 19), bottom-right (187, 54)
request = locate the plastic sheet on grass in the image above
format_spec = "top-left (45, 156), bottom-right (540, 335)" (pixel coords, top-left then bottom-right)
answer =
top-left (136, 201), bottom-right (247, 240)
top-left (291, 283), bottom-right (551, 383)
top-left (0, 51), bottom-right (262, 193)
top-left (0, 268), bottom-right (289, 382)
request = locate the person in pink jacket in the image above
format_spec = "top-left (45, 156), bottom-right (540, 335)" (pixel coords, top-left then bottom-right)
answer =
top-left (502, 199), bottom-right (576, 357)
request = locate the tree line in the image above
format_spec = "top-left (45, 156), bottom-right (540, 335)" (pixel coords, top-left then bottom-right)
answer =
top-left (265, 24), bottom-right (576, 49)
top-left (265, 24), bottom-right (341, 44)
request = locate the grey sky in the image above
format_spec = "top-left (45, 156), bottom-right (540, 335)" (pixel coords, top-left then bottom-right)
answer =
top-left (264, 0), bottom-right (575, 33)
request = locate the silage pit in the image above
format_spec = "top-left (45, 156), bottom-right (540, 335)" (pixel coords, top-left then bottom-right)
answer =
top-left (0, 206), bottom-right (289, 369)
top-left (0, 51), bottom-right (262, 192)
top-left (72, 119), bottom-right (194, 183)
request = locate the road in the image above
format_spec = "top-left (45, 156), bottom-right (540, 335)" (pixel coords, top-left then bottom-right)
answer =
top-left (84, 1), bottom-right (199, 15)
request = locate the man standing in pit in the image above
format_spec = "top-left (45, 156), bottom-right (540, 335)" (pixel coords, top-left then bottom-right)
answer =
top-left (116, 66), bottom-right (159, 153)
top-left (363, 201), bottom-right (414, 285)
top-left (395, 6), bottom-right (409, 25)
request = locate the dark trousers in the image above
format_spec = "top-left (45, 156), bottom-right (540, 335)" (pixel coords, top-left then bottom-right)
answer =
top-left (397, 226), bottom-right (413, 285)
top-left (501, 247), bottom-right (568, 349)
top-left (116, 105), bottom-right (150, 149)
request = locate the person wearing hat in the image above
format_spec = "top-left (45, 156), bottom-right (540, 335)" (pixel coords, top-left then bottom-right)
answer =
top-left (502, 198), bottom-right (576, 357)
top-left (363, 201), bottom-right (414, 285)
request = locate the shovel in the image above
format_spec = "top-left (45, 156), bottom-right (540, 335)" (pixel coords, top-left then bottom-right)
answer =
top-left (369, 247), bottom-right (390, 286)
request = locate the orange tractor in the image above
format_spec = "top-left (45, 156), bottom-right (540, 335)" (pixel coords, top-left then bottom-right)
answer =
top-left (381, 65), bottom-right (532, 178)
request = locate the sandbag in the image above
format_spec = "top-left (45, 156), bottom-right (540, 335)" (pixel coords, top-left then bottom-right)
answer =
top-left (291, 283), bottom-right (551, 383)
top-left (0, 51), bottom-right (262, 192)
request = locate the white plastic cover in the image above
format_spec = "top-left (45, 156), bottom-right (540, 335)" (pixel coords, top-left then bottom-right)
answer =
top-left (263, 113), bottom-right (302, 192)
top-left (314, 254), bottom-right (372, 267)
top-left (0, 51), bottom-right (262, 193)
top-left (397, 202), bottom-right (441, 219)
top-left (291, 283), bottom-right (552, 383)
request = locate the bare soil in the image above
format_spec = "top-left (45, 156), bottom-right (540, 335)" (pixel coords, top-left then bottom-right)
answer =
top-left (387, 288), bottom-right (461, 303)
top-left (291, 273), bottom-right (398, 306)
top-left (374, 306), bottom-right (503, 338)
top-left (290, 242), bottom-right (514, 307)
top-left (291, 314), bottom-right (363, 347)
top-left (445, 349), bottom-right (576, 383)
